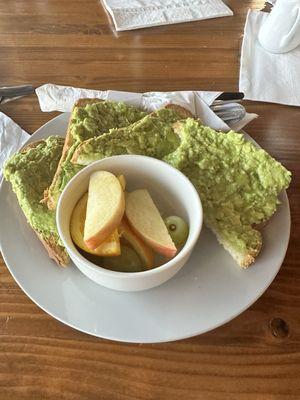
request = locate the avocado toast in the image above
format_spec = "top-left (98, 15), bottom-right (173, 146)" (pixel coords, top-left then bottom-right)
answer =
top-left (3, 136), bottom-right (69, 266)
top-left (166, 119), bottom-right (291, 267)
top-left (71, 104), bottom-right (192, 165)
top-left (72, 115), bottom-right (291, 268)
top-left (44, 99), bottom-right (147, 210)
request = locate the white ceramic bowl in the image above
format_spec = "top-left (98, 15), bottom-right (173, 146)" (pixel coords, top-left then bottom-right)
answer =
top-left (56, 155), bottom-right (203, 292)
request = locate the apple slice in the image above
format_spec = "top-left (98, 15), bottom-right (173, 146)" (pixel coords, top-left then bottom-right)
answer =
top-left (70, 192), bottom-right (121, 256)
top-left (125, 190), bottom-right (177, 258)
top-left (119, 218), bottom-right (154, 269)
top-left (84, 171), bottom-right (125, 250)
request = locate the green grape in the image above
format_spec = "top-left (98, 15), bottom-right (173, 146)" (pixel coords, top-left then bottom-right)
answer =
top-left (102, 245), bottom-right (144, 273)
top-left (164, 216), bottom-right (189, 248)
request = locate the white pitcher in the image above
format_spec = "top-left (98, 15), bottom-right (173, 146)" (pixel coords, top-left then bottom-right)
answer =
top-left (258, 0), bottom-right (300, 53)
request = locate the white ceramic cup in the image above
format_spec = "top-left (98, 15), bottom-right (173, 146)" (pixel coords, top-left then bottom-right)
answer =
top-left (56, 155), bottom-right (203, 292)
top-left (258, 0), bottom-right (300, 54)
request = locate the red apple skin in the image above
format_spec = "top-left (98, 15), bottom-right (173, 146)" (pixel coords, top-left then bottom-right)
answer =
top-left (127, 220), bottom-right (177, 259)
top-left (125, 190), bottom-right (177, 259)
top-left (84, 222), bottom-right (118, 250)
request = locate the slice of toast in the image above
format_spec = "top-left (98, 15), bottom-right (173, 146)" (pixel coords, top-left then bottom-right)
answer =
top-left (71, 104), bottom-right (193, 165)
top-left (43, 99), bottom-right (146, 210)
top-left (3, 136), bottom-right (69, 266)
top-left (165, 119), bottom-right (292, 268)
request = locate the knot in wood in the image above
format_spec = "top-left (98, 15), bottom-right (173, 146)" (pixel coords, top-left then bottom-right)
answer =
top-left (269, 318), bottom-right (289, 338)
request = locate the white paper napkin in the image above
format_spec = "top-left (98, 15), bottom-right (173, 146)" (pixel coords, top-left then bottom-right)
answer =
top-left (36, 84), bottom-right (257, 132)
top-left (239, 10), bottom-right (300, 107)
top-left (0, 112), bottom-right (29, 181)
top-left (101, 0), bottom-right (233, 31)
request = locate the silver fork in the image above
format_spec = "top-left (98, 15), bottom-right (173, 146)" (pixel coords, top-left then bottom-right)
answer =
top-left (210, 102), bottom-right (246, 126)
top-left (210, 92), bottom-right (246, 127)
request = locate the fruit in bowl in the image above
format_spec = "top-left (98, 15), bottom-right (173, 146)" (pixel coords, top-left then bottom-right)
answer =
top-left (125, 189), bottom-right (177, 258)
top-left (70, 169), bottom-right (189, 273)
top-left (83, 171), bottom-right (125, 250)
top-left (56, 155), bottom-right (203, 291)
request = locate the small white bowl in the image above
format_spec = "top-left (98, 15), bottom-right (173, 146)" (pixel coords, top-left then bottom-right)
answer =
top-left (56, 155), bottom-right (203, 292)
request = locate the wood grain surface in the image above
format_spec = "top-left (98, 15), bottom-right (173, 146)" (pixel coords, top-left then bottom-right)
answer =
top-left (0, 1), bottom-right (299, 399)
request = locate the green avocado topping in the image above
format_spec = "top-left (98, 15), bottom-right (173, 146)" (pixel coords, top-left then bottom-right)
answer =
top-left (164, 119), bottom-right (291, 260)
top-left (50, 101), bottom-right (146, 206)
top-left (73, 107), bottom-right (182, 165)
top-left (4, 105), bottom-right (292, 268)
top-left (74, 116), bottom-right (291, 265)
top-left (3, 136), bottom-right (66, 249)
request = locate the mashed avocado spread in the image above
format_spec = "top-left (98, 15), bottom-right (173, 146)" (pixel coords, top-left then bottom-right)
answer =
top-left (72, 107), bottom-right (183, 165)
top-left (50, 101), bottom-right (146, 206)
top-left (4, 104), bottom-right (291, 268)
top-left (73, 116), bottom-right (291, 266)
top-left (3, 136), bottom-right (67, 253)
top-left (164, 119), bottom-right (291, 261)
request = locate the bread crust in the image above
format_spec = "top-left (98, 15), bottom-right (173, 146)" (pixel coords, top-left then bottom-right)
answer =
top-left (240, 241), bottom-right (262, 268)
top-left (205, 219), bottom-right (263, 269)
top-left (21, 140), bottom-right (44, 152)
top-left (37, 233), bottom-right (69, 267)
top-left (164, 103), bottom-right (193, 119)
top-left (20, 140), bottom-right (69, 267)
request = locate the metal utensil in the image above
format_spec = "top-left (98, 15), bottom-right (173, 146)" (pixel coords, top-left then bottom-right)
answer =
top-left (211, 102), bottom-right (246, 124)
top-left (0, 84), bottom-right (35, 105)
top-left (215, 92), bottom-right (244, 102)
top-left (210, 92), bottom-right (246, 126)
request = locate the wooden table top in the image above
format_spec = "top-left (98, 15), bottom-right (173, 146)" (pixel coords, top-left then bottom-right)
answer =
top-left (1, 1), bottom-right (299, 398)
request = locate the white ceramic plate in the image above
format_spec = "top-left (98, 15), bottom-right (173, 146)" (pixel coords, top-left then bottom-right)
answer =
top-left (0, 113), bottom-right (291, 343)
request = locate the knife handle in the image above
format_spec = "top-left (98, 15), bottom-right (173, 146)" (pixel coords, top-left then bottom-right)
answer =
top-left (216, 92), bottom-right (244, 101)
top-left (0, 84), bottom-right (35, 98)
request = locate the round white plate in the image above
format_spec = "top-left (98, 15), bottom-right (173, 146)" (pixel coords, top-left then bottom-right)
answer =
top-left (0, 113), bottom-right (291, 343)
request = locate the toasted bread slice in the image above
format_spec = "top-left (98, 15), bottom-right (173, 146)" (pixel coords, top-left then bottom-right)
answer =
top-left (166, 119), bottom-right (291, 268)
top-left (43, 99), bottom-right (146, 210)
top-left (71, 104), bottom-right (193, 165)
top-left (3, 137), bottom-right (69, 266)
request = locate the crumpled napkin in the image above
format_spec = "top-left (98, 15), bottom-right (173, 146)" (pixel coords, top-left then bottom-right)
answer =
top-left (0, 112), bottom-right (29, 181)
top-left (0, 84), bottom-right (257, 183)
top-left (100, 0), bottom-right (233, 31)
top-left (239, 10), bottom-right (300, 107)
top-left (36, 84), bottom-right (257, 132)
